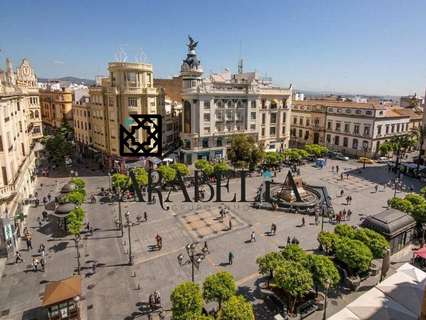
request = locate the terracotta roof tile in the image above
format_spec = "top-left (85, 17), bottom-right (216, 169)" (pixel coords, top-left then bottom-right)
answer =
top-left (42, 276), bottom-right (81, 306)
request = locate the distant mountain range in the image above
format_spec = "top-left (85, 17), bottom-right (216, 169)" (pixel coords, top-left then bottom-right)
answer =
top-left (38, 76), bottom-right (96, 85)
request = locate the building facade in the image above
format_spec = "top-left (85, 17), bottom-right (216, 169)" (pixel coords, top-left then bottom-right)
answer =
top-left (73, 62), bottom-right (159, 170)
top-left (40, 87), bottom-right (73, 129)
top-left (291, 99), bottom-right (411, 157)
top-left (0, 58), bottom-right (42, 256)
top-left (179, 38), bottom-right (292, 164)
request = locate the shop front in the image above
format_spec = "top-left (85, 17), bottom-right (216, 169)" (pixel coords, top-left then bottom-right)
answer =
top-left (0, 217), bottom-right (16, 257)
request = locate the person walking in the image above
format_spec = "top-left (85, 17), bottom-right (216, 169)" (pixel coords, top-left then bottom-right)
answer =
top-left (250, 231), bottom-right (256, 242)
top-left (331, 166), bottom-right (335, 173)
top-left (228, 251), bottom-right (234, 265)
top-left (315, 214), bottom-right (319, 225)
top-left (287, 236), bottom-right (291, 246)
top-left (202, 241), bottom-right (209, 254)
top-left (32, 257), bottom-right (38, 272)
top-left (347, 209), bottom-right (352, 221)
top-left (26, 237), bottom-right (32, 251)
top-left (340, 189), bottom-right (344, 197)
top-left (228, 219), bottom-right (232, 230)
top-left (15, 251), bottom-right (23, 263)
top-left (301, 217), bottom-right (305, 227)
top-left (336, 165), bottom-right (339, 174)
top-left (375, 184), bottom-right (379, 193)
top-left (47, 194), bottom-right (51, 202)
top-left (40, 257), bottom-right (45, 272)
top-left (340, 173), bottom-right (344, 180)
top-left (144, 211), bottom-right (147, 222)
top-left (271, 223), bottom-right (277, 235)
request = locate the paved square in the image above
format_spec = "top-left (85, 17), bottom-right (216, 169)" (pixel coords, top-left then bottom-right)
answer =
top-left (179, 207), bottom-right (247, 240)
top-left (321, 174), bottom-right (374, 192)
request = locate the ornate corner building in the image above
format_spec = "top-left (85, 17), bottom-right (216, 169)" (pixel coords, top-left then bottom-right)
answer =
top-left (0, 58), bottom-right (43, 256)
top-left (179, 37), bottom-right (293, 164)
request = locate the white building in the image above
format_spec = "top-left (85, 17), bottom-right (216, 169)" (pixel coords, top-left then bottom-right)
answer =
top-left (179, 37), bottom-right (293, 164)
top-left (0, 58), bottom-right (42, 256)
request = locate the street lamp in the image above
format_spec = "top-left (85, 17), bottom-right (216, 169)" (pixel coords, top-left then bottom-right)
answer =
top-left (108, 172), bottom-right (112, 191)
top-left (116, 186), bottom-right (123, 237)
top-left (362, 141), bottom-right (369, 169)
top-left (321, 203), bottom-right (327, 232)
top-left (393, 177), bottom-right (399, 198)
top-left (74, 234), bottom-right (81, 275)
top-left (125, 211), bottom-right (133, 265)
top-left (179, 242), bottom-right (206, 282)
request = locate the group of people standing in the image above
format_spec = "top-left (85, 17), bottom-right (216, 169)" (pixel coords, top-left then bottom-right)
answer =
top-left (15, 227), bottom-right (47, 272)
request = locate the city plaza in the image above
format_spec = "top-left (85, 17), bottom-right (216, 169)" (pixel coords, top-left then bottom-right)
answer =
top-left (0, 156), bottom-right (422, 320)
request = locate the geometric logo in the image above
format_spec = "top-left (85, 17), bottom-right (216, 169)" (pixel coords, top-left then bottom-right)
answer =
top-left (119, 114), bottom-right (162, 157)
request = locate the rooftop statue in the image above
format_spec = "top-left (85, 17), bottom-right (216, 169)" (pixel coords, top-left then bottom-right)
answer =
top-left (187, 35), bottom-right (198, 51)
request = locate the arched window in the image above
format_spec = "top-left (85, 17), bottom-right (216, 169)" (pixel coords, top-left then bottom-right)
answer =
top-left (30, 111), bottom-right (34, 119)
top-left (34, 110), bottom-right (39, 118)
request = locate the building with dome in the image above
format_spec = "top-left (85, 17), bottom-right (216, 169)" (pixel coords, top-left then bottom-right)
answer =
top-left (179, 36), bottom-right (293, 164)
top-left (0, 58), bottom-right (42, 256)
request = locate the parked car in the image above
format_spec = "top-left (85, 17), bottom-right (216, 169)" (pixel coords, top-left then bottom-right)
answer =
top-left (376, 156), bottom-right (390, 163)
top-left (328, 151), bottom-right (349, 161)
top-left (358, 157), bottom-right (375, 164)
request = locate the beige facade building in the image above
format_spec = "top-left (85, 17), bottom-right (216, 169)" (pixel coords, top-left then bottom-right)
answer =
top-left (291, 99), bottom-right (412, 158)
top-left (40, 87), bottom-right (73, 128)
top-left (0, 58), bottom-right (42, 256)
top-left (74, 62), bottom-right (159, 169)
top-left (179, 39), bottom-right (292, 164)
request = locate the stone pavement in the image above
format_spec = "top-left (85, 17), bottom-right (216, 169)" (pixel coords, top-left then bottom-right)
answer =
top-left (0, 158), bottom-right (423, 320)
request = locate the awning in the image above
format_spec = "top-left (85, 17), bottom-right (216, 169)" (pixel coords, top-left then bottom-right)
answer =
top-left (398, 262), bottom-right (426, 282)
top-left (414, 247), bottom-right (426, 259)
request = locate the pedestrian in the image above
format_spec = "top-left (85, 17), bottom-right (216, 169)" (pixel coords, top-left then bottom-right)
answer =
top-left (15, 251), bottom-right (23, 263)
top-left (347, 209), bottom-right (352, 221)
top-left (346, 196), bottom-right (350, 205)
top-left (271, 223), bottom-right (277, 235)
top-left (47, 194), bottom-right (51, 202)
top-left (228, 219), bottom-right (232, 230)
top-left (250, 231), bottom-right (256, 242)
top-left (37, 216), bottom-right (42, 227)
top-left (349, 195), bottom-right (352, 204)
top-left (340, 189), bottom-right (344, 197)
top-left (43, 197), bottom-right (47, 205)
top-left (144, 211), bottom-right (147, 222)
top-left (331, 166), bottom-right (335, 173)
top-left (40, 257), bottom-right (45, 272)
top-left (202, 241), bottom-right (209, 254)
top-left (341, 173), bottom-right (344, 180)
top-left (86, 222), bottom-right (90, 233)
top-left (42, 210), bottom-right (48, 221)
top-left (301, 217), bottom-right (305, 226)
top-left (315, 214), bottom-right (319, 225)
top-left (346, 173), bottom-right (349, 179)
top-left (375, 185), bottom-right (379, 193)
top-left (342, 209), bottom-right (347, 221)
top-left (32, 257), bottom-right (38, 272)
top-left (228, 251), bottom-right (234, 265)
top-left (336, 165), bottom-right (339, 174)
top-left (26, 238), bottom-right (32, 250)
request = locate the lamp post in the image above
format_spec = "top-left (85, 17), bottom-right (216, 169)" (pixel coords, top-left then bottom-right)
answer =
top-left (322, 282), bottom-right (330, 320)
top-left (321, 203), bottom-right (327, 232)
top-left (117, 186), bottom-right (123, 237)
top-left (362, 141), bottom-right (369, 169)
top-left (125, 211), bottom-right (133, 265)
top-left (75, 234), bottom-right (81, 275)
top-left (393, 177), bottom-right (399, 198)
top-left (180, 242), bottom-right (206, 282)
top-left (108, 172), bottom-right (112, 191)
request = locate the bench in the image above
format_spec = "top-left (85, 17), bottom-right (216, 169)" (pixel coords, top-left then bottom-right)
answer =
top-left (298, 300), bottom-right (318, 319)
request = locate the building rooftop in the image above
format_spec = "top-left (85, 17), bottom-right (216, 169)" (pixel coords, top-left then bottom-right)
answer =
top-left (154, 77), bottom-right (182, 102)
top-left (294, 99), bottom-right (389, 110)
top-left (42, 276), bottom-right (81, 307)
top-left (361, 208), bottom-right (416, 237)
top-left (391, 107), bottom-right (423, 121)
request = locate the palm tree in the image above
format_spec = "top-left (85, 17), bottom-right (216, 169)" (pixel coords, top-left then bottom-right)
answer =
top-left (411, 126), bottom-right (425, 172)
top-left (389, 134), bottom-right (416, 172)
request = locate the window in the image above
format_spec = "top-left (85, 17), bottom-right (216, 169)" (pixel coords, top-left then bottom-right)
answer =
top-left (270, 127), bottom-right (276, 135)
top-left (299, 118), bottom-right (303, 125)
top-left (217, 138), bottom-right (222, 147)
top-left (299, 129), bottom-right (303, 138)
top-left (251, 101), bottom-right (256, 108)
top-left (204, 127), bottom-right (210, 133)
top-left (397, 124), bottom-right (400, 132)
top-left (271, 113), bottom-right (277, 124)
top-left (251, 112), bottom-right (256, 120)
top-left (261, 100), bottom-right (266, 108)
top-left (282, 126), bottom-right (286, 134)
top-left (304, 130), bottom-right (309, 140)
top-left (0, 136), bottom-right (3, 151)
top-left (261, 128), bottom-right (265, 136)
top-left (326, 134), bottom-right (331, 143)
top-left (352, 139), bottom-right (358, 149)
top-left (262, 114), bottom-right (266, 125)
top-left (344, 123), bottom-right (350, 133)
top-left (19, 121), bottom-right (22, 133)
top-left (291, 128), bottom-right (296, 136)
top-left (366, 110), bottom-right (372, 115)
top-left (202, 139), bottom-right (209, 148)
top-left (250, 124), bottom-right (256, 130)
top-left (343, 137), bottom-right (348, 147)
top-left (204, 101), bottom-right (210, 109)
top-left (377, 125), bottom-right (382, 135)
top-left (363, 126), bottom-right (370, 136)
top-left (354, 125), bottom-right (360, 135)
top-left (293, 117), bottom-right (297, 125)
top-left (335, 123), bottom-right (341, 132)
top-left (271, 101), bottom-right (277, 109)
top-left (128, 97), bottom-right (137, 107)
top-left (386, 124), bottom-right (389, 134)
top-left (204, 113), bottom-right (210, 122)
top-left (2, 167), bottom-right (7, 185)
top-left (283, 112), bottom-right (286, 123)
top-left (334, 135), bottom-right (340, 145)
top-left (356, 110), bottom-right (362, 114)
top-left (327, 121), bottom-right (332, 130)
top-left (306, 119), bottom-right (310, 126)
top-left (126, 72), bottom-right (137, 82)
top-left (391, 124), bottom-right (395, 133)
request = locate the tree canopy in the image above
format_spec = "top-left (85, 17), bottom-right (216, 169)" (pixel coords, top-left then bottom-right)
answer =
top-left (170, 282), bottom-right (204, 320)
top-left (256, 251), bottom-right (285, 282)
top-left (280, 244), bottom-right (308, 264)
top-left (195, 159), bottom-right (214, 176)
top-left (318, 232), bottom-right (339, 255)
top-left (67, 207), bottom-right (85, 237)
top-left (335, 238), bottom-right (373, 274)
top-left (305, 254), bottom-right (340, 290)
top-left (112, 173), bottom-right (131, 190)
top-left (217, 295), bottom-right (255, 320)
top-left (172, 163), bottom-right (190, 177)
top-left (158, 165), bottom-right (177, 183)
top-left (354, 228), bottom-right (389, 258)
top-left (203, 271), bottom-right (236, 309)
top-left (227, 134), bottom-right (263, 170)
top-left (304, 144), bottom-right (328, 157)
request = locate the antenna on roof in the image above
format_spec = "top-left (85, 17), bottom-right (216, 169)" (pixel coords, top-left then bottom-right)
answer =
top-left (135, 48), bottom-right (147, 63)
top-left (238, 41), bottom-right (243, 74)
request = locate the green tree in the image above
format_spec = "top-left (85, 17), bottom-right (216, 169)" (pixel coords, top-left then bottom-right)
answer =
top-left (195, 159), bottom-right (214, 176)
top-left (63, 190), bottom-right (85, 206)
top-left (405, 193), bottom-right (426, 206)
top-left (264, 152), bottom-right (284, 166)
top-left (411, 203), bottom-right (426, 224)
top-left (172, 163), bottom-right (190, 177)
top-left (274, 261), bottom-right (313, 313)
top-left (213, 161), bottom-right (231, 176)
top-left (112, 173), bottom-right (131, 190)
top-left (158, 165), bottom-right (177, 183)
top-left (281, 244), bottom-right (308, 264)
top-left (203, 271), bottom-right (236, 310)
top-left (388, 197), bottom-right (414, 213)
top-left (227, 134), bottom-right (263, 170)
top-left (256, 252), bottom-right (285, 285)
top-left (335, 238), bottom-right (373, 275)
top-left (305, 255), bottom-right (340, 293)
top-left (354, 228), bottom-right (389, 258)
top-left (419, 186), bottom-right (426, 198)
top-left (379, 142), bottom-right (393, 157)
top-left (67, 207), bottom-right (85, 274)
top-left (44, 134), bottom-right (73, 166)
top-left (71, 178), bottom-right (85, 191)
top-left (170, 282), bottom-right (204, 320)
top-left (387, 135), bottom-right (416, 169)
top-left (335, 224), bottom-right (356, 239)
top-left (217, 295), bottom-right (255, 320)
top-left (318, 232), bottom-right (339, 254)
top-left (282, 148), bottom-right (309, 161)
top-left (133, 167), bottom-right (148, 186)
top-left (411, 125), bottom-right (424, 172)
top-left (304, 144), bottom-right (328, 157)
